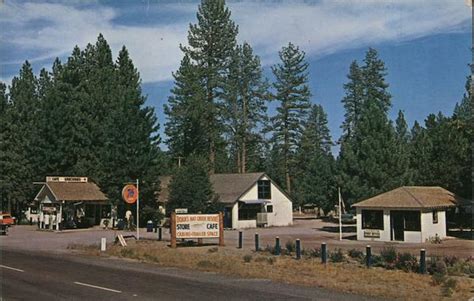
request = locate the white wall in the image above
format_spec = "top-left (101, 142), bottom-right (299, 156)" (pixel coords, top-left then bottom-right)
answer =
top-left (356, 208), bottom-right (391, 242)
top-left (231, 176), bottom-right (293, 229)
top-left (421, 209), bottom-right (447, 242)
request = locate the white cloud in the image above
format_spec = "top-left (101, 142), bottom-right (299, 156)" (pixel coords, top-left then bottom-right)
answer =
top-left (0, 0), bottom-right (470, 83)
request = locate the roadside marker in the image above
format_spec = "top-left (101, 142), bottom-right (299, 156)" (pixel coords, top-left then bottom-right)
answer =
top-left (74, 282), bottom-right (122, 293)
top-left (0, 265), bottom-right (24, 272)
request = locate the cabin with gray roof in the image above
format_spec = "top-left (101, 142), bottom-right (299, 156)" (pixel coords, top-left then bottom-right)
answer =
top-left (352, 186), bottom-right (464, 243)
top-left (158, 173), bottom-right (293, 229)
top-left (34, 176), bottom-right (110, 230)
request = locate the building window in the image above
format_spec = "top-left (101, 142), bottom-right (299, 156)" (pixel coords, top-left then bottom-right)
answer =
top-left (238, 204), bottom-right (261, 220)
top-left (266, 205), bottom-right (273, 213)
top-left (362, 210), bottom-right (384, 230)
top-left (432, 210), bottom-right (438, 224)
top-left (404, 211), bottom-right (421, 231)
top-left (258, 180), bottom-right (271, 199)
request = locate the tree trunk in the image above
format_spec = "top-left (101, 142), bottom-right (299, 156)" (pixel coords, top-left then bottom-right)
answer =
top-left (242, 94), bottom-right (247, 174)
top-left (236, 146), bottom-right (241, 173)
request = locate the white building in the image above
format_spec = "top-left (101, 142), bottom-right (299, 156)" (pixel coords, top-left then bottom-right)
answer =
top-left (159, 173), bottom-right (293, 229)
top-left (352, 186), bottom-right (461, 243)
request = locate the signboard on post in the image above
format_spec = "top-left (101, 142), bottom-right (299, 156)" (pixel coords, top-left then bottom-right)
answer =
top-left (170, 213), bottom-right (224, 248)
top-left (122, 184), bottom-right (138, 204)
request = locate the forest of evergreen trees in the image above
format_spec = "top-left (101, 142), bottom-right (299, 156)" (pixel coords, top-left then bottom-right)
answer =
top-left (1, 0), bottom-right (472, 221)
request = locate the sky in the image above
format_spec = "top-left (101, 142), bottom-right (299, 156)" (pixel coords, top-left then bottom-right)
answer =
top-left (0, 0), bottom-right (472, 151)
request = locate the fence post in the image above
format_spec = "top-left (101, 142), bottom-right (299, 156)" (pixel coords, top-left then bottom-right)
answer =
top-left (158, 226), bottom-right (162, 241)
top-left (419, 249), bottom-right (426, 274)
top-left (238, 231), bottom-right (243, 249)
top-left (255, 233), bottom-right (259, 251)
top-left (275, 236), bottom-right (280, 255)
top-left (295, 239), bottom-right (301, 260)
top-left (366, 245), bottom-right (372, 268)
top-left (321, 242), bottom-right (327, 264)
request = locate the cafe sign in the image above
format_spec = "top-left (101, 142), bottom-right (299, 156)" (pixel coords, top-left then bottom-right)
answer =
top-left (176, 214), bottom-right (220, 238)
top-left (170, 213), bottom-right (224, 248)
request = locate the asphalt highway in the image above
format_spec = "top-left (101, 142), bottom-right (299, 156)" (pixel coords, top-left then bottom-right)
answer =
top-left (0, 249), bottom-right (379, 300)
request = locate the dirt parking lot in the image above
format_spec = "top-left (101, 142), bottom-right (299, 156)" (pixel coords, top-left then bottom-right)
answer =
top-left (1, 219), bottom-right (473, 257)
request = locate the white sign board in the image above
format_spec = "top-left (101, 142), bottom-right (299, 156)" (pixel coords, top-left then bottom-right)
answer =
top-left (46, 176), bottom-right (88, 183)
top-left (175, 214), bottom-right (220, 238)
top-left (175, 208), bottom-right (188, 214)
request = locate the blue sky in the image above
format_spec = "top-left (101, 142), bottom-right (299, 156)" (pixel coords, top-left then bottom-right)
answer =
top-left (0, 0), bottom-right (471, 150)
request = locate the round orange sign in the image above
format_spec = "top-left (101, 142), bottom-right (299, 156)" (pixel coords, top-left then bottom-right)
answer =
top-left (122, 184), bottom-right (138, 204)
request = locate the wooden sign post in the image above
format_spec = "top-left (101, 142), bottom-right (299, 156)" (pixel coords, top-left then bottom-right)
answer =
top-left (219, 212), bottom-right (224, 247)
top-left (170, 212), bottom-right (177, 248)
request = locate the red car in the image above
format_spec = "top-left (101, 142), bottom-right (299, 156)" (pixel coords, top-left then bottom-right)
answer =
top-left (0, 213), bottom-right (15, 226)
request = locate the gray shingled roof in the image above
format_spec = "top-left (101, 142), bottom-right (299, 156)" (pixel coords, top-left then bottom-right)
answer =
top-left (352, 186), bottom-right (461, 209)
top-left (43, 182), bottom-right (108, 202)
top-left (158, 172), bottom-right (265, 204)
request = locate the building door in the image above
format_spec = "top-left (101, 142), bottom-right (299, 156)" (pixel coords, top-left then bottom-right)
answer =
top-left (390, 211), bottom-right (404, 241)
top-left (224, 207), bottom-right (232, 229)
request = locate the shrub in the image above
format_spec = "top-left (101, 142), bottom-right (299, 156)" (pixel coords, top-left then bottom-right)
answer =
top-left (348, 248), bottom-right (364, 260)
top-left (430, 260), bottom-right (448, 275)
top-left (329, 248), bottom-right (345, 263)
top-left (207, 247), bottom-right (218, 253)
top-left (396, 252), bottom-right (418, 272)
top-left (264, 244), bottom-right (277, 255)
top-left (285, 240), bottom-right (295, 253)
top-left (443, 255), bottom-right (460, 267)
top-left (364, 255), bottom-right (385, 268)
top-left (266, 257), bottom-right (276, 265)
top-left (431, 273), bottom-right (447, 286)
top-left (380, 246), bottom-right (397, 264)
top-left (306, 248), bottom-right (321, 258)
top-left (243, 254), bottom-right (252, 263)
top-left (447, 260), bottom-right (474, 276)
top-left (441, 278), bottom-right (457, 297)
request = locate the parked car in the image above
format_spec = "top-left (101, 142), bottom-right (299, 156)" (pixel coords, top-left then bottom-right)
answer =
top-left (0, 213), bottom-right (15, 226)
top-left (341, 213), bottom-right (356, 224)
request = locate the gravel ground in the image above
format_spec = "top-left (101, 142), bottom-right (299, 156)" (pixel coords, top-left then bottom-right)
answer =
top-left (1, 219), bottom-right (473, 257)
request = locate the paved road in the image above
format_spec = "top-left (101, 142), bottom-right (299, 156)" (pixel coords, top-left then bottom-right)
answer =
top-left (0, 249), bottom-right (379, 301)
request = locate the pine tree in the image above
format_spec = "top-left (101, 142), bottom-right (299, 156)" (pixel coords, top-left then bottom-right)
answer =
top-left (338, 48), bottom-right (397, 204)
top-left (223, 42), bottom-right (269, 173)
top-left (166, 155), bottom-right (219, 214)
top-left (164, 55), bottom-right (208, 159)
top-left (6, 61), bottom-right (39, 216)
top-left (179, 0), bottom-right (238, 172)
top-left (341, 61), bottom-right (364, 140)
top-left (294, 104), bottom-right (336, 212)
top-left (270, 42), bottom-right (311, 193)
top-left (362, 48), bottom-right (391, 113)
top-left (392, 110), bottom-right (412, 186)
top-left (410, 113), bottom-right (470, 197)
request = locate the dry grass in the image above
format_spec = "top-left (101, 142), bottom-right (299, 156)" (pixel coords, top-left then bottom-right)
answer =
top-left (82, 240), bottom-right (474, 300)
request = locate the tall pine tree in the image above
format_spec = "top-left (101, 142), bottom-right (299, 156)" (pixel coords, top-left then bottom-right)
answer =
top-left (178, 0), bottom-right (238, 172)
top-left (294, 104), bottom-right (336, 212)
top-left (223, 42), bottom-right (269, 173)
top-left (270, 42), bottom-right (311, 193)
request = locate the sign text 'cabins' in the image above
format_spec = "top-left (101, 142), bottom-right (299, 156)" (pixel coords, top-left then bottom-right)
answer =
top-left (175, 214), bottom-right (220, 238)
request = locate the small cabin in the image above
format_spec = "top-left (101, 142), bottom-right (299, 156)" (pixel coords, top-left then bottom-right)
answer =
top-left (352, 186), bottom-right (461, 243)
